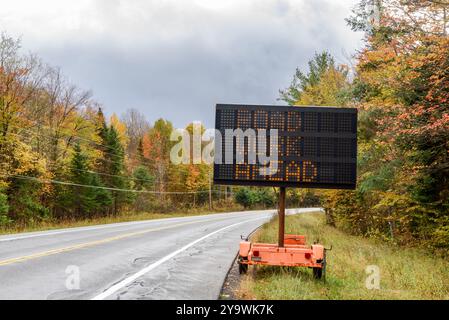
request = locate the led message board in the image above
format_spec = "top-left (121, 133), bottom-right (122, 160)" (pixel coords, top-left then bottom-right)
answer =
top-left (213, 104), bottom-right (357, 189)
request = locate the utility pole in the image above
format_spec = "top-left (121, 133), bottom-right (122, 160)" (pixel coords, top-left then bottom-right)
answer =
top-left (278, 187), bottom-right (286, 247)
top-left (209, 171), bottom-right (212, 210)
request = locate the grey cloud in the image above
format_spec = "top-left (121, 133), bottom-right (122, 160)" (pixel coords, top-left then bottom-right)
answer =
top-left (2, 0), bottom-right (363, 128)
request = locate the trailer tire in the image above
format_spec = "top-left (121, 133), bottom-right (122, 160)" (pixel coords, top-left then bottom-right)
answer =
top-left (313, 253), bottom-right (326, 280)
top-left (238, 262), bottom-right (248, 274)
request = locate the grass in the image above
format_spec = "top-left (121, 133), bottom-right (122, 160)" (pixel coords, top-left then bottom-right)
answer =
top-left (237, 212), bottom-right (449, 300)
top-left (0, 203), bottom-right (245, 235)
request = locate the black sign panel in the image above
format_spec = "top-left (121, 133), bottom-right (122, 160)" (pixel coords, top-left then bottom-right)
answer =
top-left (213, 104), bottom-right (357, 189)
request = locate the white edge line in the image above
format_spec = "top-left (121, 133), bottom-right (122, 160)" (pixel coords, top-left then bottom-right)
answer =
top-left (0, 210), bottom-right (278, 242)
top-left (0, 208), bottom-right (322, 242)
top-left (91, 215), bottom-right (271, 300)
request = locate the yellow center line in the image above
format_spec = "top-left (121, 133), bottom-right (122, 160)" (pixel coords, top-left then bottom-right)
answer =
top-left (0, 216), bottom-right (232, 267)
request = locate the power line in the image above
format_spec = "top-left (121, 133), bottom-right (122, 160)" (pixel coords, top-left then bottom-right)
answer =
top-left (10, 130), bottom-right (153, 171)
top-left (20, 120), bottom-right (120, 153)
top-left (1, 174), bottom-right (224, 195)
top-left (6, 125), bottom-right (216, 194)
top-left (9, 131), bottom-right (211, 187)
top-left (24, 120), bottom-right (159, 164)
top-left (2, 134), bottom-right (157, 187)
top-left (72, 168), bottom-right (155, 185)
top-left (9, 122), bottom-right (158, 172)
top-left (12, 125), bottom-right (139, 164)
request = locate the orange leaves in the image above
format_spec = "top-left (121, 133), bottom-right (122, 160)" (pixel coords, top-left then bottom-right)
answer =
top-left (142, 130), bottom-right (165, 163)
top-left (185, 165), bottom-right (200, 192)
top-left (141, 132), bottom-right (152, 160)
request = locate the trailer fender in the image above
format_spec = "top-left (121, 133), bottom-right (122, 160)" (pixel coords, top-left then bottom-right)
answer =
top-left (312, 244), bottom-right (324, 261)
top-left (239, 241), bottom-right (251, 258)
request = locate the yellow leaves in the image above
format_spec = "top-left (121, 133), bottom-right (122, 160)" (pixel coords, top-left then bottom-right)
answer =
top-left (0, 136), bottom-right (51, 193)
top-left (373, 192), bottom-right (410, 211)
top-left (110, 113), bottom-right (129, 150)
top-left (185, 164), bottom-right (209, 192)
top-left (12, 140), bottom-right (47, 176)
top-left (294, 67), bottom-right (349, 107)
top-left (185, 165), bottom-right (200, 192)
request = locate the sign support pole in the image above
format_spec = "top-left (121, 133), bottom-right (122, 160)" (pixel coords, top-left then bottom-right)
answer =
top-left (278, 187), bottom-right (286, 247)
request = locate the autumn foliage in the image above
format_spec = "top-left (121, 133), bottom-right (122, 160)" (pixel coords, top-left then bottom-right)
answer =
top-left (0, 33), bottom-right (221, 227)
top-left (282, 1), bottom-right (449, 250)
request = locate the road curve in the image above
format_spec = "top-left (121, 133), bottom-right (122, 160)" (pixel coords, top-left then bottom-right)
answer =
top-left (0, 208), bottom-right (321, 300)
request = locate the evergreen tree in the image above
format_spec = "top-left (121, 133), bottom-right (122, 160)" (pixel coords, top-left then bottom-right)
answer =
top-left (131, 165), bottom-right (154, 212)
top-left (107, 126), bottom-right (130, 214)
top-left (279, 52), bottom-right (338, 105)
top-left (95, 116), bottom-right (131, 215)
top-left (133, 166), bottom-right (154, 191)
top-left (0, 191), bottom-right (10, 226)
top-left (67, 143), bottom-right (112, 217)
top-left (96, 107), bottom-right (109, 143)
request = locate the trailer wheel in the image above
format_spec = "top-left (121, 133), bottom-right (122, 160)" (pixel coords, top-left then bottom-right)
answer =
top-left (238, 260), bottom-right (248, 274)
top-left (313, 253), bottom-right (326, 280)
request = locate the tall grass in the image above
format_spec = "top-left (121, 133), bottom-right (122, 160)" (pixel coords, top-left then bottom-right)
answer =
top-left (238, 212), bottom-right (449, 300)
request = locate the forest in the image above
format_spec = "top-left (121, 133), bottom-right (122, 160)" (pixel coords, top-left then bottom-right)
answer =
top-left (0, 32), bottom-right (241, 227)
top-left (280, 0), bottom-right (449, 250)
top-left (0, 0), bottom-right (448, 251)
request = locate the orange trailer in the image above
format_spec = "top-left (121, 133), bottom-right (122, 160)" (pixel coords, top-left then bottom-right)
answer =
top-left (238, 187), bottom-right (328, 279)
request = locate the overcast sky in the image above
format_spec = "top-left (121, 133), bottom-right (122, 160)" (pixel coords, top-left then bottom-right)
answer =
top-left (1, 0), bottom-right (363, 128)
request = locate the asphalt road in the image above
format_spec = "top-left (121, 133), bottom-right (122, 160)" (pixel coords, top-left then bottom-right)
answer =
top-left (0, 208), bottom-right (321, 300)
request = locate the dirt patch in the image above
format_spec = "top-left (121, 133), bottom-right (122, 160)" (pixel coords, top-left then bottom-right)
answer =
top-left (219, 256), bottom-right (242, 300)
top-left (220, 224), bottom-right (265, 300)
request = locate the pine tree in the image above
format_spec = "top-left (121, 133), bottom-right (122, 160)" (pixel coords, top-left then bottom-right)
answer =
top-left (0, 191), bottom-right (10, 225)
top-left (132, 165), bottom-right (154, 212)
top-left (108, 126), bottom-right (129, 214)
top-left (279, 52), bottom-right (339, 105)
top-left (133, 166), bottom-right (154, 191)
top-left (68, 143), bottom-right (112, 217)
top-left (96, 108), bottom-right (109, 143)
top-left (95, 119), bottom-right (131, 215)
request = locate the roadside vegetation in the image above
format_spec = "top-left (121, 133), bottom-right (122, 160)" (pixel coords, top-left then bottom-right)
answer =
top-left (0, 32), bottom-right (277, 231)
top-left (1, 0), bottom-right (448, 258)
top-left (280, 0), bottom-right (449, 252)
top-left (237, 213), bottom-right (449, 300)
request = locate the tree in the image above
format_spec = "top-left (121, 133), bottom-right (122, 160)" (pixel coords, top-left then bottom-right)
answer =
top-left (295, 65), bottom-right (351, 106)
top-left (234, 188), bottom-right (276, 209)
top-left (319, 0), bottom-right (449, 247)
top-left (62, 143), bottom-right (112, 217)
top-left (110, 113), bottom-right (129, 152)
top-left (133, 166), bottom-right (154, 191)
top-left (143, 119), bottom-right (174, 197)
top-left (280, 52), bottom-right (352, 225)
top-left (279, 52), bottom-right (349, 105)
top-left (131, 165), bottom-right (154, 212)
top-left (0, 191), bottom-right (10, 226)
top-left (121, 108), bottom-right (150, 161)
top-left (346, 0), bottom-right (449, 37)
top-left (235, 188), bottom-right (258, 209)
top-left (107, 126), bottom-right (130, 214)
top-left (93, 108), bottom-right (132, 214)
